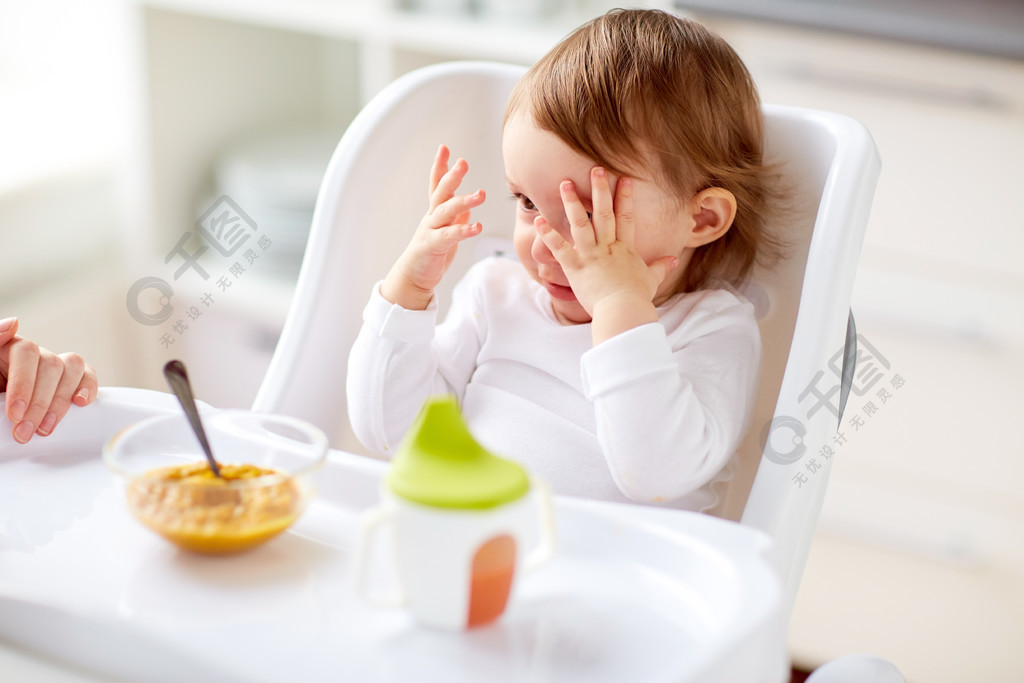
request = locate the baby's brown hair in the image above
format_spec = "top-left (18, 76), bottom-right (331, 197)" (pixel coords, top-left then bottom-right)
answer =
top-left (505, 9), bottom-right (783, 292)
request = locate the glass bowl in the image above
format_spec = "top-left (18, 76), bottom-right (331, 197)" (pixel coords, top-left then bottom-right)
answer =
top-left (103, 410), bottom-right (328, 554)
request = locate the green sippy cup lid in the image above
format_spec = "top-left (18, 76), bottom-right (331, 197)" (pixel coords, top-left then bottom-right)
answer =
top-left (388, 395), bottom-right (530, 509)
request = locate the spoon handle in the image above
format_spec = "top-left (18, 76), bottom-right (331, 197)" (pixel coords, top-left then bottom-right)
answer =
top-left (163, 359), bottom-right (222, 478)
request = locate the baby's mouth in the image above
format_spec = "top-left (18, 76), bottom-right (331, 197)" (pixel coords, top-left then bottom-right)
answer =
top-left (543, 280), bottom-right (576, 301)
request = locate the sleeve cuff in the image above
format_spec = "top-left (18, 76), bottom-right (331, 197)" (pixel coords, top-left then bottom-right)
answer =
top-left (580, 322), bottom-right (677, 398)
top-left (362, 281), bottom-right (439, 343)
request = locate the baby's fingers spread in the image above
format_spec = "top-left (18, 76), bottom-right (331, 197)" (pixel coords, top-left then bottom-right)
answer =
top-left (441, 222), bottom-right (483, 246)
top-left (560, 180), bottom-right (596, 248)
top-left (590, 167), bottom-right (617, 245)
top-left (430, 157), bottom-right (471, 209)
top-left (427, 190), bottom-right (486, 229)
top-left (613, 177), bottom-right (636, 244)
top-left (428, 144), bottom-right (451, 197)
top-left (536, 216), bottom-right (578, 267)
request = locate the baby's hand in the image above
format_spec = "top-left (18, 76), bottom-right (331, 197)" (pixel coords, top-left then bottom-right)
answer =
top-left (0, 317), bottom-right (98, 444)
top-left (536, 167), bottom-right (678, 342)
top-left (380, 145), bottom-right (486, 310)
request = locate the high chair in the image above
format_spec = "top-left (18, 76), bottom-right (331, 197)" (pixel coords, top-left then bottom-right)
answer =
top-left (253, 61), bottom-right (900, 682)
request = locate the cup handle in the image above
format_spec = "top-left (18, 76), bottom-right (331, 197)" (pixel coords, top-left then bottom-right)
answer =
top-left (524, 479), bottom-right (556, 571)
top-left (350, 505), bottom-right (405, 607)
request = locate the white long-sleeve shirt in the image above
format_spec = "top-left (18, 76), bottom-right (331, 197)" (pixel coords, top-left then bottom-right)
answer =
top-left (346, 257), bottom-right (761, 511)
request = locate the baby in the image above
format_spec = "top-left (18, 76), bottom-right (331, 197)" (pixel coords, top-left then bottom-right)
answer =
top-left (1, 316), bottom-right (97, 444)
top-left (347, 10), bottom-right (781, 511)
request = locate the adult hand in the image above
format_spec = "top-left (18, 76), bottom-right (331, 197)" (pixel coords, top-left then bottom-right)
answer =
top-left (0, 317), bottom-right (98, 444)
top-left (380, 144), bottom-right (486, 311)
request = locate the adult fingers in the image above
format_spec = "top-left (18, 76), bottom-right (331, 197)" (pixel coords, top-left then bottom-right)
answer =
top-left (590, 167), bottom-right (617, 245)
top-left (559, 180), bottom-right (595, 248)
top-left (72, 361), bottom-right (99, 407)
top-left (12, 348), bottom-right (64, 443)
top-left (0, 316), bottom-right (18, 344)
top-left (0, 318), bottom-right (18, 389)
top-left (4, 337), bottom-right (39, 424)
top-left (34, 353), bottom-right (91, 437)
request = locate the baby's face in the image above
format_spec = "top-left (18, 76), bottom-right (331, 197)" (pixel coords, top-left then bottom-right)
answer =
top-left (502, 112), bottom-right (693, 325)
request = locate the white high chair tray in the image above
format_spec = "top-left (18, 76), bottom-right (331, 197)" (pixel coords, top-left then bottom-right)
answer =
top-left (0, 389), bottom-right (786, 683)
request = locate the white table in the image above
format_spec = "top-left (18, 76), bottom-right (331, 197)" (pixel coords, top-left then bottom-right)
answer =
top-left (0, 388), bottom-right (788, 683)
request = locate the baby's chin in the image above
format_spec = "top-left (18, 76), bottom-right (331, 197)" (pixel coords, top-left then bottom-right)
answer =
top-left (521, 266), bottom-right (591, 325)
top-left (548, 298), bottom-right (592, 326)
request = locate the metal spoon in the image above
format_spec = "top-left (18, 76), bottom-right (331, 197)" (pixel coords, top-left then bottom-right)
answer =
top-left (163, 359), bottom-right (222, 478)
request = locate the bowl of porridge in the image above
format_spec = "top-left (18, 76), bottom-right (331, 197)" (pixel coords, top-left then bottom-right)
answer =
top-left (103, 410), bottom-right (328, 554)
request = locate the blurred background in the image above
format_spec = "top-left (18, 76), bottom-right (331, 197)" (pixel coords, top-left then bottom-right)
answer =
top-left (1, 0), bottom-right (1022, 680)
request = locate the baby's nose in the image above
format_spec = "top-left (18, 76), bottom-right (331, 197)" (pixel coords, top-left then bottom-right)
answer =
top-left (530, 229), bottom-right (555, 264)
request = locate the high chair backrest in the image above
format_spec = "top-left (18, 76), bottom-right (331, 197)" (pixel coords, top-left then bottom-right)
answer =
top-left (254, 62), bottom-right (525, 450)
top-left (253, 61), bottom-right (881, 614)
top-left (732, 105), bottom-right (881, 613)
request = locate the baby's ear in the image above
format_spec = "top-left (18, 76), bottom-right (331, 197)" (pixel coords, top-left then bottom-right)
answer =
top-left (687, 188), bottom-right (737, 247)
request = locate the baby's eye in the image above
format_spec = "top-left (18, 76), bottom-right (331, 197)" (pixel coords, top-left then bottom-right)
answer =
top-left (511, 193), bottom-right (537, 212)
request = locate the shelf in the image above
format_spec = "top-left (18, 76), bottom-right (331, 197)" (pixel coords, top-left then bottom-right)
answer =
top-left (138, 0), bottom-right (585, 63)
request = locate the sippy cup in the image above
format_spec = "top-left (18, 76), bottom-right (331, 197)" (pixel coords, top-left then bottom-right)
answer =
top-left (351, 396), bottom-right (556, 630)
